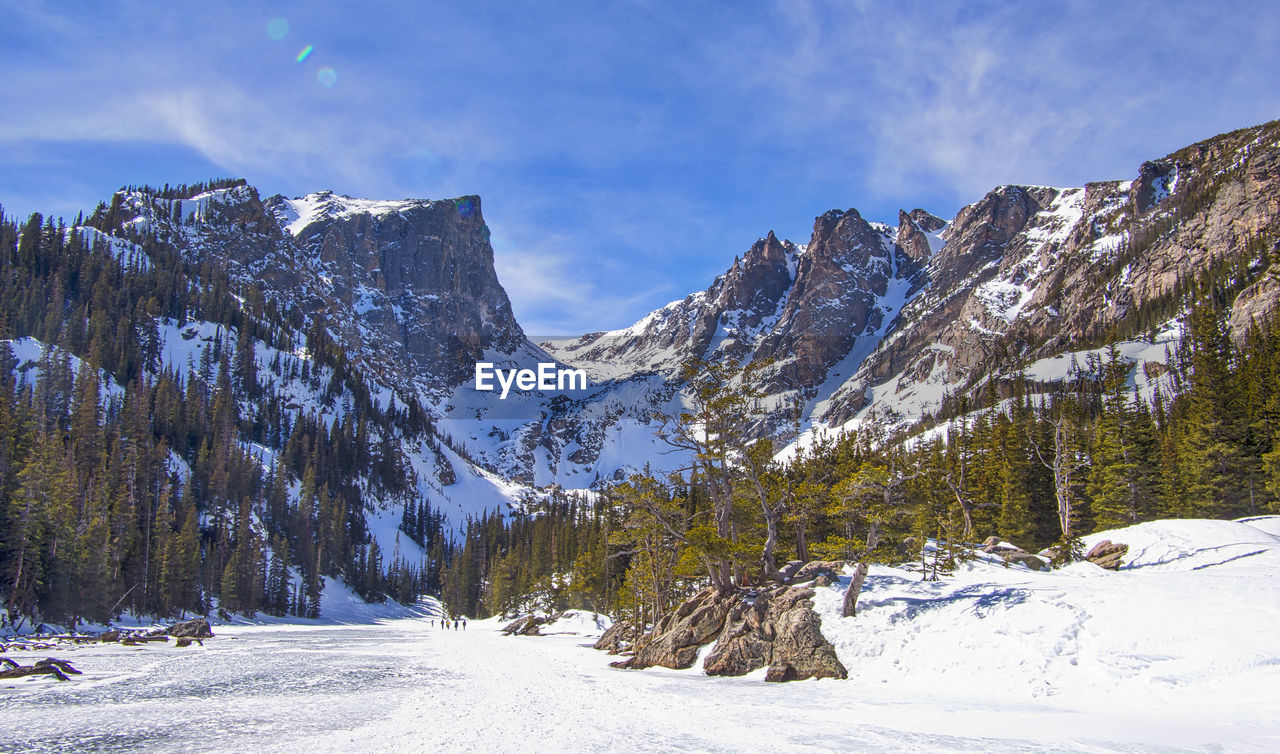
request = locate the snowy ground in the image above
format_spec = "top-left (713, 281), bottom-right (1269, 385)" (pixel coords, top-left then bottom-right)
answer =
top-left (3, 518), bottom-right (1279, 752)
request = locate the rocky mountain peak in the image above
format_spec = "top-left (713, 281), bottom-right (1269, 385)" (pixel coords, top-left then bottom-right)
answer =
top-left (804, 208), bottom-right (882, 265)
top-left (907, 208), bottom-right (946, 233)
top-left (713, 231), bottom-right (794, 316)
top-left (895, 208), bottom-right (946, 263)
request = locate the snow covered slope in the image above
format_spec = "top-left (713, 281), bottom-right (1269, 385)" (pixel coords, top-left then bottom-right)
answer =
top-left (6, 518), bottom-right (1275, 751)
top-left (811, 517), bottom-right (1280, 716)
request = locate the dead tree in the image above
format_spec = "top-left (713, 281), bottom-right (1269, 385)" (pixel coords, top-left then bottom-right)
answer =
top-left (838, 463), bottom-right (920, 618)
top-left (1030, 413), bottom-right (1090, 543)
top-left (0, 658), bottom-right (81, 681)
top-left (842, 519), bottom-right (881, 618)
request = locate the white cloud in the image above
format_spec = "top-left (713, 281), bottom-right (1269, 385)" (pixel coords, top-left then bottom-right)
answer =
top-left (4, 0), bottom-right (1280, 334)
top-left (493, 242), bottom-right (671, 337)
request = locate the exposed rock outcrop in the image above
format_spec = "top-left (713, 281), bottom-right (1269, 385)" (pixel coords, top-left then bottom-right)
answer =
top-left (982, 537), bottom-right (1047, 571)
top-left (593, 620), bottom-right (638, 655)
top-left (612, 586), bottom-right (846, 682)
top-left (612, 588), bottom-right (732, 670)
top-left (703, 586), bottom-right (847, 682)
top-left (1229, 272), bottom-right (1280, 339)
top-left (0, 657), bottom-right (81, 681)
top-left (786, 560), bottom-right (844, 584)
top-left (501, 615), bottom-right (551, 636)
top-left (1001, 551), bottom-right (1048, 571)
top-left (896, 208), bottom-right (945, 263)
top-left (267, 192), bottom-right (526, 387)
top-left (167, 618), bottom-right (214, 639)
top-left (778, 560), bottom-right (805, 581)
top-left (1085, 540), bottom-right (1129, 570)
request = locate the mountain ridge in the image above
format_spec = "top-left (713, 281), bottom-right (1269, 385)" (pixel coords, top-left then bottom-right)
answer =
top-left (14, 118), bottom-right (1280, 496)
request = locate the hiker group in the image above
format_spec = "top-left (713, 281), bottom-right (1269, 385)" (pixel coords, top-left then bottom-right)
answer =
top-left (431, 617), bottom-right (466, 630)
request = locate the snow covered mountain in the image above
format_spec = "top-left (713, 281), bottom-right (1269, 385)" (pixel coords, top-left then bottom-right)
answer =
top-left (47, 119), bottom-right (1280, 524)
top-left (547, 120), bottom-right (1280, 454)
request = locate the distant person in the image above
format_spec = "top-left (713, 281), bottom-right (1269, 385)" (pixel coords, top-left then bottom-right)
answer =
top-left (462, 618), bottom-right (467, 630)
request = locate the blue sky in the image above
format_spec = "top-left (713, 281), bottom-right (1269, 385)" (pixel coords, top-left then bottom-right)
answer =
top-left (2, 1), bottom-right (1278, 335)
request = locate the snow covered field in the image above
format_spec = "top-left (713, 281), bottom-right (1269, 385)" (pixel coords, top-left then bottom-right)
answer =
top-left (3, 518), bottom-right (1279, 752)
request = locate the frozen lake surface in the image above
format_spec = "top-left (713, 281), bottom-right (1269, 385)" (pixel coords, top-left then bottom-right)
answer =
top-left (0, 622), bottom-right (445, 752)
top-left (4, 517), bottom-right (1280, 752)
top-left (0, 617), bottom-right (1266, 753)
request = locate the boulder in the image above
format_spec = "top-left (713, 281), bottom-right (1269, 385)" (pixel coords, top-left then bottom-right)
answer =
top-left (788, 561), bottom-right (844, 584)
top-left (1001, 550), bottom-right (1047, 571)
top-left (703, 586), bottom-right (847, 682)
top-left (764, 596), bottom-right (847, 682)
top-left (592, 620), bottom-right (637, 654)
top-left (98, 631), bottom-right (120, 643)
top-left (778, 560), bottom-right (805, 581)
top-left (613, 588), bottom-right (732, 670)
top-left (167, 618), bottom-right (214, 639)
top-left (501, 615), bottom-right (550, 636)
top-left (813, 573), bottom-right (836, 588)
top-left (1085, 540), bottom-right (1128, 570)
top-left (983, 536), bottom-right (1034, 556)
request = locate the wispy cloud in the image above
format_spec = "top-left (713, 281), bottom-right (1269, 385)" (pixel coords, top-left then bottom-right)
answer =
top-left (700, 0), bottom-right (1280, 205)
top-left (493, 242), bottom-right (672, 337)
top-left (3, 0), bottom-right (1280, 332)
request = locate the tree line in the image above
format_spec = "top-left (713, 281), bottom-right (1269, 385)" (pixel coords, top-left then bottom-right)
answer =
top-left (0, 202), bottom-right (445, 630)
top-left (440, 286), bottom-right (1280, 626)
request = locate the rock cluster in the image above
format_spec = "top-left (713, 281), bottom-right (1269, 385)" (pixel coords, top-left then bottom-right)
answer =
top-left (611, 584), bottom-right (847, 683)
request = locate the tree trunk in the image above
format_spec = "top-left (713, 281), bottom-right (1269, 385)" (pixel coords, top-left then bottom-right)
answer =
top-left (760, 504), bottom-right (782, 581)
top-left (842, 520), bottom-right (881, 618)
top-left (842, 563), bottom-right (868, 617)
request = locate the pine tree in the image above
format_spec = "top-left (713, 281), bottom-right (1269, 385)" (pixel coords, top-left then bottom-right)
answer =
top-left (1088, 345), bottom-right (1156, 529)
top-left (995, 416), bottom-right (1034, 546)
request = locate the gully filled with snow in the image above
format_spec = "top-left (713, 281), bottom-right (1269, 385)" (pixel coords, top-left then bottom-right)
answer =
top-left (4, 518), bottom-right (1280, 752)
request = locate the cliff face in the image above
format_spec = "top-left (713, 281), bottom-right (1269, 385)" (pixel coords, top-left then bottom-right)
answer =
top-left (116, 186), bottom-right (525, 394)
top-left (266, 192), bottom-right (524, 387)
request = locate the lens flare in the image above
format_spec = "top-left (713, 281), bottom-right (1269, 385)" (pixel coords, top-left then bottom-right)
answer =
top-left (317, 67), bottom-right (338, 87)
top-left (454, 197), bottom-right (475, 218)
top-left (267, 18), bottom-right (289, 40)
top-left (296, 45), bottom-right (314, 63)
